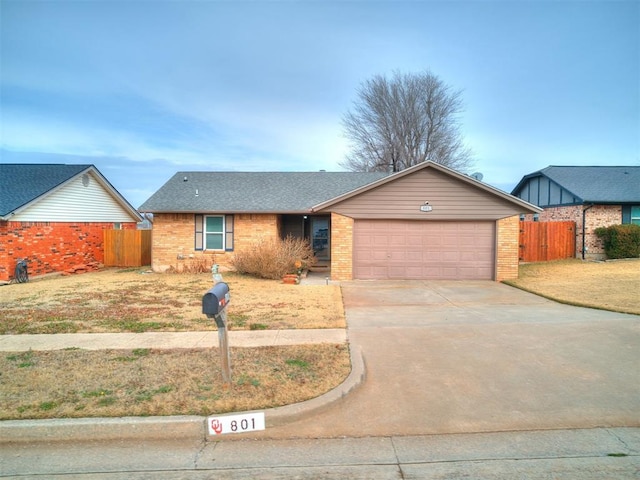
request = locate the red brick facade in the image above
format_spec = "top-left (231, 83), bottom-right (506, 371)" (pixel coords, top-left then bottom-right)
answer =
top-left (521, 205), bottom-right (623, 259)
top-left (0, 221), bottom-right (136, 282)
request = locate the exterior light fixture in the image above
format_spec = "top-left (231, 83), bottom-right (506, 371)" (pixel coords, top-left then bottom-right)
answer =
top-left (420, 201), bottom-right (433, 212)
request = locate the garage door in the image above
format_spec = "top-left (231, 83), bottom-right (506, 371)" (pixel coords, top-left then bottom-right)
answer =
top-left (353, 220), bottom-right (495, 280)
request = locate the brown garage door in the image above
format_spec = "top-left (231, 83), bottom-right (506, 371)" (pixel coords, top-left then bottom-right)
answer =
top-left (353, 220), bottom-right (495, 280)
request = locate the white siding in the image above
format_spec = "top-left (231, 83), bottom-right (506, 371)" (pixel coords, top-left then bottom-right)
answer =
top-left (13, 172), bottom-right (138, 222)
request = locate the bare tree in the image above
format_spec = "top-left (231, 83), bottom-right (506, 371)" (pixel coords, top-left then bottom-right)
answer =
top-left (341, 70), bottom-right (474, 173)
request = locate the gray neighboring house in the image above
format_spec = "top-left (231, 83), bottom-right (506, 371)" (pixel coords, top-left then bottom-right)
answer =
top-left (511, 165), bottom-right (640, 259)
top-left (140, 161), bottom-right (540, 281)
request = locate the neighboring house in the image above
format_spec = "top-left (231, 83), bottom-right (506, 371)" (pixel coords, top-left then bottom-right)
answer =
top-left (0, 164), bottom-right (143, 282)
top-left (511, 165), bottom-right (640, 260)
top-left (140, 161), bottom-right (540, 281)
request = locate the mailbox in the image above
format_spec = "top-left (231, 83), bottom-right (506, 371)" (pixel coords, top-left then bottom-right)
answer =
top-left (202, 282), bottom-right (231, 317)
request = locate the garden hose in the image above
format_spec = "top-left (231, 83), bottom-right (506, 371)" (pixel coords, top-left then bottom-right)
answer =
top-left (14, 259), bottom-right (28, 283)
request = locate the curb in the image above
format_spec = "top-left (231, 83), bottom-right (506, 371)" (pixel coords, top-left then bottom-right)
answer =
top-left (0, 345), bottom-right (366, 444)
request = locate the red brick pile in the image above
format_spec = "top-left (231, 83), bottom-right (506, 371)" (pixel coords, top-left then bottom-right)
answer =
top-left (61, 262), bottom-right (103, 276)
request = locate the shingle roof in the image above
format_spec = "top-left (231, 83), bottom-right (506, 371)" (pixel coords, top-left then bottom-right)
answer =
top-left (512, 166), bottom-right (640, 203)
top-left (0, 164), bottom-right (92, 216)
top-left (139, 171), bottom-right (390, 213)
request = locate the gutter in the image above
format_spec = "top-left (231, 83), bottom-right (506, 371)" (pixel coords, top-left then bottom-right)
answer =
top-left (581, 203), bottom-right (594, 260)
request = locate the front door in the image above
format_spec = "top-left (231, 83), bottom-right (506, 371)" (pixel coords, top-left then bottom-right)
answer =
top-left (311, 217), bottom-right (330, 261)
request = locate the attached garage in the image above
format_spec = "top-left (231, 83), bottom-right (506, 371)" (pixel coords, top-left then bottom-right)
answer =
top-left (353, 220), bottom-right (494, 280)
top-left (311, 161), bottom-right (542, 282)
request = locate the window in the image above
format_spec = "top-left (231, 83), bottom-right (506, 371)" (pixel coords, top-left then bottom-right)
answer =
top-left (622, 205), bottom-right (640, 225)
top-left (206, 216), bottom-right (224, 249)
top-left (195, 214), bottom-right (234, 251)
top-left (632, 206), bottom-right (640, 226)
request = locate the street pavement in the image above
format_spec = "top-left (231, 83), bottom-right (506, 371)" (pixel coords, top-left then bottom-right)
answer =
top-left (1, 279), bottom-right (639, 478)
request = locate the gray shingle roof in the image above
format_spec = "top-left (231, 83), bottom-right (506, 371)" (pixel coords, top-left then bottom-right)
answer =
top-left (139, 172), bottom-right (390, 213)
top-left (512, 166), bottom-right (640, 203)
top-left (0, 164), bottom-right (92, 216)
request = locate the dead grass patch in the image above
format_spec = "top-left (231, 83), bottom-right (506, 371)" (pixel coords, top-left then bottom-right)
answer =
top-left (0, 344), bottom-right (351, 420)
top-left (0, 269), bottom-right (345, 334)
top-left (505, 258), bottom-right (640, 315)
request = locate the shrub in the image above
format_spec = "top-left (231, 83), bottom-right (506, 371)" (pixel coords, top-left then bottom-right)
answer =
top-left (231, 236), bottom-right (316, 280)
top-left (594, 224), bottom-right (640, 259)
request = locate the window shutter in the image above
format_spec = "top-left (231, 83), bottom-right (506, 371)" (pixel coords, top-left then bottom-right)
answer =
top-left (622, 206), bottom-right (631, 224)
top-left (225, 215), bottom-right (234, 251)
top-left (195, 214), bottom-right (204, 250)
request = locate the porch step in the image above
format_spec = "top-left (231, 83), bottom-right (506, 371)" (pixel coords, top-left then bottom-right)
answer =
top-left (309, 264), bottom-right (330, 272)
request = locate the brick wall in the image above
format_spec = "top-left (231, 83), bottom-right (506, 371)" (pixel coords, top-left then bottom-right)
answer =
top-left (330, 213), bottom-right (354, 281)
top-left (496, 215), bottom-right (520, 281)
top-left (0, 221), bottom-right (136, 282)
top-left (151, 213), bottom-right (280, 272)
top-left (521, 204), bottom-right (622, 259)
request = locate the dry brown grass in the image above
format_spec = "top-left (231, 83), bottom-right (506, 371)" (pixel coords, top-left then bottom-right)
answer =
top-left (0, 269), bottom-right (345, 334)
top-left (0, 344), bottom-right (351, 420)
top-left (0, 269), bottom-right (349, 420)
top-left (505, 258), bottom-right (640, 315)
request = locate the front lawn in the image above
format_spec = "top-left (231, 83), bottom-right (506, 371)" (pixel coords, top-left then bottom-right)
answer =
top-left (0, 269), bottom-right (345, 334)
top-left (505, 258), bottom-right (640, 315)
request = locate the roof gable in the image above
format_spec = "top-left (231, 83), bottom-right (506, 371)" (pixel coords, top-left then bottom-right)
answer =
top-left (312, 161), bottom-right (541, 215)
top-left (0, 164), bottom-right (91, 217)
top-left (512, 166), bottom-right (640, 204)
top-left (139, 171), bottom-right (389, 213)
top-left (0, 164), bottom-right (142, 221)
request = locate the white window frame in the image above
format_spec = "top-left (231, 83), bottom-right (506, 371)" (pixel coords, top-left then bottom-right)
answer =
top-left (205, 215), bottom-right (225, 251)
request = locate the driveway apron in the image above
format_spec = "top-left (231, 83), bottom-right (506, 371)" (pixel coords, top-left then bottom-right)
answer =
top-left (259, 280), bottom-right (640, 439)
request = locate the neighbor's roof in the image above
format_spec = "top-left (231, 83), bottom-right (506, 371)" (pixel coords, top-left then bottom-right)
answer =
top-left (139, 171), bottom-right (389, 213)
top-left (0, 164), bottom-right (92, 216)
top-left (0, 163), bottom-right (142, 220)
top-left (512, 166), bottom-right (640, 203)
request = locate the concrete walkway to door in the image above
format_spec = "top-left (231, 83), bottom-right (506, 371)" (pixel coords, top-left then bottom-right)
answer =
top-left (258, 280), bottom-right (640, 438)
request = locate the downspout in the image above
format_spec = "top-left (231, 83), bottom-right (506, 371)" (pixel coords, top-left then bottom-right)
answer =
top-left (581, 203), bottom-right (594, 260)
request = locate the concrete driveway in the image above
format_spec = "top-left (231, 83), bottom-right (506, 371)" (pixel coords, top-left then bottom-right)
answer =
top-left (263, 280), bottom-right (640, 438)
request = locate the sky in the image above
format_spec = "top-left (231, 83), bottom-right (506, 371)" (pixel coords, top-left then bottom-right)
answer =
top-left (1, 0), bottom-right (638, 209)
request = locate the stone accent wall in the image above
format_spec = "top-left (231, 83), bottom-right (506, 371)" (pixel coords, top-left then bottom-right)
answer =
top-left (0, 221), bottom-right (136, 282)
top-left (151, 213), bottom-right (280, 272)
top-left (330, 212), bottom-right (354, 281)
top-left (521, 205), bottom-right (622, 259)
top-left (496, 215), bottom-right (520, 281)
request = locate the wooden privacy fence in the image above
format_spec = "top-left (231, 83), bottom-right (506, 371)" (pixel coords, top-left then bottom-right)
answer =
top-left (104, 229), bottom-right (152, 267)
top-left (519, 221), bottom-right (576, 262)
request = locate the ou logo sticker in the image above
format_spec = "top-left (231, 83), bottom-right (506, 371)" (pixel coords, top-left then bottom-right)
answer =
top-left (210, 418), bottom-right (223, 435)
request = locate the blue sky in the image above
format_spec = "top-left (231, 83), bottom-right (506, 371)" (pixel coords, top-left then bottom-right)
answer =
top-left (1, 0), bottom-right (638, 208)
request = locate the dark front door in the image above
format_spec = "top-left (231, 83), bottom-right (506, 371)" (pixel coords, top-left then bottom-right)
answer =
top-left (311, 217), bottom-right (330, 261)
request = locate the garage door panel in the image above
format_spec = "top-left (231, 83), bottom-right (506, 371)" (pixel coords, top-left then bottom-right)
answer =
top-left (353, 220), bottom-right (494, 280)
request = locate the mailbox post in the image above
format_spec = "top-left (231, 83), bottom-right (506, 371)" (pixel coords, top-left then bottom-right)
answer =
top-left (202, 282), bottom-right (232, 383)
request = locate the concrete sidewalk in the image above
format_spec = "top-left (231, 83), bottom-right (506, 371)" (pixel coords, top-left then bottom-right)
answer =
top-left (3, 427), bottom-right (639, 478)
top-left (0, 329), bottom-right (347, 351)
